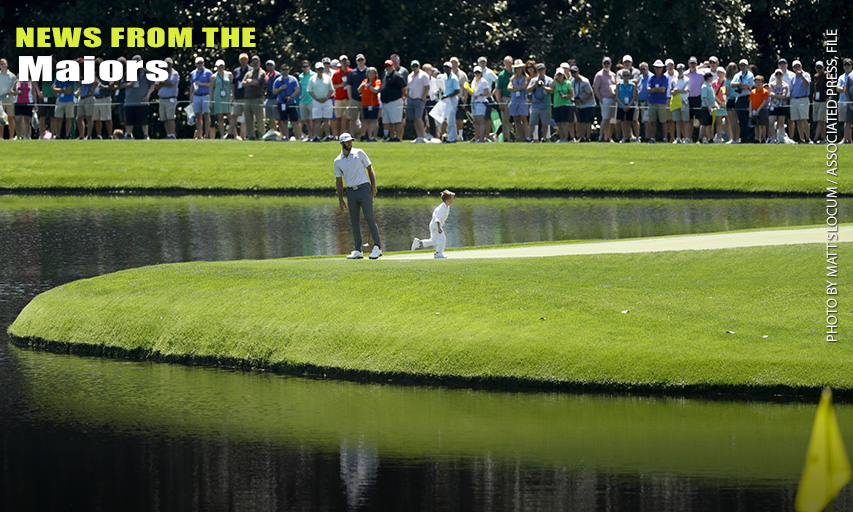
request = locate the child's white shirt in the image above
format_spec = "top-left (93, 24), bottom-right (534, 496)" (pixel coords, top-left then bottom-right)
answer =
top-left (430, 202), bottom-right (450, 226)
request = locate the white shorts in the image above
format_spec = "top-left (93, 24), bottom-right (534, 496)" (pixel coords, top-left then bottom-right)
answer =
top-left (381, 98), bottom-right (403, 124)
top-left (312, 100), bottom-right (333, 119)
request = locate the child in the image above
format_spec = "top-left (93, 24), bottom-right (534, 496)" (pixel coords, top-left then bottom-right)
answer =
top-left (749, 75), bottom-right (769, 143)
top-left (699, 72), bottom-right (716, 143)
top-left (412, 190), bottom-right (455, 259)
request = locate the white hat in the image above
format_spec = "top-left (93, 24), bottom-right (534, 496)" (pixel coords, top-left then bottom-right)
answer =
top-left (215, 59), bottom-right (225, 67)
top-left (738, 59), bottom-right (748, 66)
top-left (443, 61), bottom-right (453, 68)
top-left (665, 58), bottom-right (674, 66)
top-left (330, 59), bottom-right (340, 67)
top-left (653, 59), bottom-right (665, 67)
top-left (560, 62), bottom-right (570, 69)
top-left (315, 62), bottom-right (324, 69)
top-left (339, 132), bottom-right (354, 142)
top-left (339, 55), bottom-right (349, 61)
top-left (473, 66), bottom-right (483, 73)
top-left (792, 59), bottom-right (802, 67)
top-left (554, 68), bottom-right (565, 75)
top-left (716, 67), bottom-right (726, 74)
top-left (622, 55), bottom-right (633, 63)
top-left (194, 57), bottom-right (204, 64)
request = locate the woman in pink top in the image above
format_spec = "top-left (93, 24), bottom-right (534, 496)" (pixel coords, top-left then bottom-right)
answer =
top-left (15, 80), bottom-right (36, 139)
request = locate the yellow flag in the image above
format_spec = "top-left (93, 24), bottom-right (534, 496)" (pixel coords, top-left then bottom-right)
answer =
top-left (795, 388), bottom-right (851, 512)
top-left (670, 92), bottom-right (682, 111)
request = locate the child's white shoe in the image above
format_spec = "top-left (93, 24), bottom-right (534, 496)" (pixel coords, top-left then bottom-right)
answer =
top-left (434, 253), bottom-right (447, 259)
top-left (411, 238), bottom-right (420, 251)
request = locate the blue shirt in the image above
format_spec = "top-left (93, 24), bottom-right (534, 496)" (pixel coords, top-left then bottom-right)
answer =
top-left (444, 72), bottom-right (459, 98)
top-left (790, 72), bottom-right (811, 98)
top-left (840, 72), bottom-right (850, 105)
top-left (191, 67), bottom-right (212, 95)
top-left (700, 82), bottom-right (715, 108)
top-left (54, 80), bottom-right (75, 102)
top-left (617, 82), bottom-right (635, 106)
top-left (637, 73), bottom-right (651, 101)
top-left (347, 67), bottom-right (368, 101)
top-left (158, 68), bottom-right (180, 98)
top-left (79, 82), bottom-right (95, 97)
top-left (732, 71), bottom-right (753, 98)
top-left (648, 74), bottom-right (668, 105)
top-left (94, 79), bottom-right (112, 98)
top-left (273, 74), bottom-right (299, 105)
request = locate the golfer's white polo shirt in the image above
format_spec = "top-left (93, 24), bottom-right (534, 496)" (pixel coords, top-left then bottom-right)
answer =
top-left (334, 148), bottom-right (372, 188)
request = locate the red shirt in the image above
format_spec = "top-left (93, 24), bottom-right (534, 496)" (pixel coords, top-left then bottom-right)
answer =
top-left (333, 67), bottom-right (352, 100)
top-left (360, 78), bottom-right (381, 107)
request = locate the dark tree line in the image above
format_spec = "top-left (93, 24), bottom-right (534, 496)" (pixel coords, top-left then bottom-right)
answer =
top-left (2, 0), bottom-right (851, 78)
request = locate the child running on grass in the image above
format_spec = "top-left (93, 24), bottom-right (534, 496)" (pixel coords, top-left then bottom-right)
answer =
top-left (411, 190), bottom-right (455, 259)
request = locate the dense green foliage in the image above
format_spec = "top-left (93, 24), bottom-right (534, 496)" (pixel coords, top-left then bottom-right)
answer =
top-left (10, 241), bottom-right (852, 394)
top-left (0, 140), bottom-right (841, 194)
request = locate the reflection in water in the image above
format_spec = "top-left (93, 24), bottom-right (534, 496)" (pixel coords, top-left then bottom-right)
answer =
top-left (1, 195), bottom-right (849, 511)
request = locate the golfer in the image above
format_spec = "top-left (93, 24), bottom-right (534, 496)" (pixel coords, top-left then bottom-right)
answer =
top-left (334, 132), bottom-right (382, 259)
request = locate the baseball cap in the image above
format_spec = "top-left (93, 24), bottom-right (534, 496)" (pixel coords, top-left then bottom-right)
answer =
top-left (653, 59), bottom-right (665, 67)
top-left (774, 69), bottom-right (783, 75)
top-left (792, 59), bottom-right (802, 67)
top-left (314, 62), bottom-right (323, 69)
top-left (384, 59), bottom-right (394, 67)
top-left (778, 58), bottom-right (787, 64)
top-left (339, 132), bottom-right (354, 143)
top-left (132, 55), bottom-right (142, 61)
top-left (355, 53), bottom-right (366, 61)
top-left (265, 59), bottom-right (275, 66)
top-left (443, 61), bottom-right (452, 68)
top-left (570, 65), bottom-right (579, 72)
top-left (816, 60), bottom-right (825, 68)
top-left (411, 59), bottom-right (420, 67)
top-left (194, 57), bottom-right (204, 64)
top-left (339, 55), bottom-right (349, 61)
top-left (738, 59), bottom-right (748, 66)
top-left (251, 55), bottom-right (260, 62)
top-left (688, 56), bottom-right (698, 64)
top-left (164, 57), bottom-right (173, 64)
top-left (602, 56), bottom-right (612, 63)
top-left (322, 57), bottom-right (331, 63)
top-left (709, 56), bottom-right (719, 63)
top-left (215, 59), bottom-right (225, 67)
top-left (239, 53), bottom-right (249, 61)
top-left (478, 56), bottom-right (487, 63)
top-left (560, 62), bottom-right (570, 69)
top-left (330, 59), bottom-right (340, 67)
top-left (555, 68), bottom-right (565, 75)
top-left (665, 58), bottom-right (674, 66)
top-left (473, 66), bottom-right (482, 73)
top-left (676, 63), bottom-right (685, 70)
top-left (716, 67), bottom-right (726, 74)
top-left (622, 55), bottom-right (633, 63)
top-left (535, 63), bottom-right (545, 70)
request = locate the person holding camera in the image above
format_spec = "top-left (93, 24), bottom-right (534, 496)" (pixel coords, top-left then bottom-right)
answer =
top-left (526, 63), bottom-right (554, 142)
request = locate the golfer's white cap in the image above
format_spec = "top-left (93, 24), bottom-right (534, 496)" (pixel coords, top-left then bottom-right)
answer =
top-left (339, 132), bottom-right (354, 143)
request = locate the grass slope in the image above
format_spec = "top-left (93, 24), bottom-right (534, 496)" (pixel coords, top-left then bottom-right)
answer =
top-left (9, 242), bottom-right (851, 395)
top-left (0, 140), bottom-right (844, 194)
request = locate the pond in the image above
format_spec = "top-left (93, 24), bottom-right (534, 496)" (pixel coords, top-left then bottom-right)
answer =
top-left (1, 194), bottom-right (848, 511)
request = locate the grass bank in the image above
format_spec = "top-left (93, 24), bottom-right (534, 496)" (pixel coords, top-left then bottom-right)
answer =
top-left (0, 140), bottom-right (844, 195)
top-left (9, 242), bottom-right (851, 396)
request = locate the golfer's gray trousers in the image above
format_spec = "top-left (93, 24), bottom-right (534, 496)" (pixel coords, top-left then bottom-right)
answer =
top-left (346, 185), bottom-right (381, 252)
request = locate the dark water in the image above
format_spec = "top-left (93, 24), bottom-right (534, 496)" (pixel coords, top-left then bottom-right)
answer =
top-left (1, 194), bottom-right (850, 511)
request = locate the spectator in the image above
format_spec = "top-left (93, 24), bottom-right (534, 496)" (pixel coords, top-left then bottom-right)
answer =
top-left (509, 59), bottom-right (530, 142)
top-left (264, 59), bottom-right (281, 138)
top-left (768, 68), bottom-right (790, 143)
top-left (636, 62), bottom-right (651, 141)
top-left (211, 59), bottom-right (232, 139)
top-left (622, 55), bottom-right (642, 136)
top-left (777, 58), bottom-right (795, 139)
top-left (846, 63), bottom-right (853, 143)
top-left (476, 56), bottom-right (498, 131)
top-left (470, 66), bottom-right (491, 142)
top-left (357, 66), bottom-right (381, 141)
top-left (699, 72), bottom-right (715, 143)
top-left (730, 59), bottom-right (754, 143)
top-left (552, 67), bottom-right (573, 142)
top-left (347, 54), bottom-right (368, 139)
top-left (75, 73), bottom-right (96, 139)
top-left (229, 53), bottom-right (250, 140)
top-left (36, 55), bottom-right (57, 138)
top-left (389, 54), bottom-right (409, 81)
top-left (298, 60), bottom-right (315, 141)
top-left (615, 69), bottom-right (637, 142)
top-left (669, 63), bottom-right (691, 143)
top-left (241, 55), bottom-right (266, 141)
top-left (52, 74), bottom-right (75, 139)
top-left (646, 59), bottom-right (669, 143)
top-left (749, 75), bottom-right (769, 143)
top-left (789, 59), bottom-right (811, 143)
top-left (571, 65), bottom-right (595, 142)
top-left (664, 59), bottom-right (677, 142)
top-left (14, 78), bottom-right (35, 139)
top-left (425, 64), bottom-right (444, 140)
top-left (92, 59), bottom-right (113, 139)
top-left (111, 56), bottom-right (128, 132)
top-left (441, 62), bottom-right (460, 143)
top-left (711, 67), bottom-right (729, 143)
top-left (332, 56), bottom-right (353, 139)
top-left (450, 57), bottom-right (468, 141)
top-left (724, 62), bottom-right (741, 143)
top-left (273, 63), bottom-right (301, 141)
top-left (380, 58), bottom-right (406, 142)
top-left (526, 63), bottom-right (553, 143)
top-left (593, 56), bottom-right (617, 142)
top-left (123, 55), bottom-right (155, 140)
top-left (838, 59), bottom-right (852, 144)
top-left (812, 61), bottom-right (827, 144)
top-left (686, 56), bottom-right (704, 139)
top-left (0, 58), bottom-right (18, 139)
top-left (406, 60), bottom-right (430, 142)
top-left (155, 57), bottom-right (179, 139)
top-left (495, 56), bottom-right (513, 141)
top-left (190, 56), bottom-right (213, 140)
top-left (308, 61), bottom-right (333, 142)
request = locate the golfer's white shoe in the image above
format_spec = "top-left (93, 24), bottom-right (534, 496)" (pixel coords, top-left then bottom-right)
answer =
top-left (346, 250), bottom-right (363, 259)
top-left (369, 246), bottom-right (382, 259)
top-left (411, 238), bottom-right (420, 251)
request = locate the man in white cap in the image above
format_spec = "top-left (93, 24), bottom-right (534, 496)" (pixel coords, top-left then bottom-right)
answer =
top-left (229, 53), bottom-right (250, 139)
top-left (730, 58), bottom-right (754, 142)
top-left (309, 61), bottom-right (334, 141)
top-left (593, 56), bottom-right (617, 142)
top-left (622, 55), bottom-right (641, 137)
top-left (441, 61), bottom-right (460, 143)
top-left (332, 55), bottom-right (352, 139)
top-left (789, 59), bottom-right (812, 143)
top-left (264, 59), bottom-right (281, 138)
top-left (334, 132), bottom-right (382, 259)
top-left (154, 57), bottom-right (180, 139)
top-left (190, 56), bottom-right (212, 139)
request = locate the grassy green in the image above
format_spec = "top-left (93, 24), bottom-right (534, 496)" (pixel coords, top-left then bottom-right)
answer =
top-left (0, 140), bottom-right (845, 194)
top-left (15, 346), bottom-right (849, 480)
top-left (9, 242), bottom-right (851, 394)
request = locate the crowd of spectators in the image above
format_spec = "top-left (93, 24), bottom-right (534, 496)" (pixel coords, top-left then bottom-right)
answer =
top-left (0, 53), bottom-right (851, 144)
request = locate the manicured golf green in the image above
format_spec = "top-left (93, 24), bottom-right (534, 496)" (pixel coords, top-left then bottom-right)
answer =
top-left (9, 240), bottom-right (851, 396)
top-left (0, 140), bottom-right (843, 194)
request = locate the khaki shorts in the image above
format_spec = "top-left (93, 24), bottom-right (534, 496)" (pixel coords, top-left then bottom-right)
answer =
top-left (790, 97), bottom-right (809, 121)
top-left (158, 97), bottom-right (177, 121)
top-left (334, 98), bottom-right (351, 118)
top-left (54, 101), bottom-right (75, 119)
top-left (812, 101), bottom-right (827, 123)
top-left (77, 96), bottom-right (95, 117)
top-left (648, 103), bottom-right (668, 124)
top-left (94, 97), bottom-right (112, 121)
top-left (231, 99), bottom-right (245, 117)
top-left (299, 103), bottom-right (313, 121)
